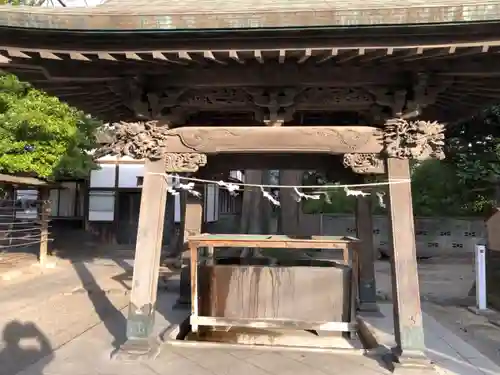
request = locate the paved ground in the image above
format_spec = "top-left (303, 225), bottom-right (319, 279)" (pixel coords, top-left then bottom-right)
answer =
top-left (0, 258), bottom-right (133, 375)
top-left (0, 252), bottom-right (39, 281)
top-left (15, 293), bottom-right (394, 375)
top-left (0, 254), bottom-right (499, 375)
top-left (363, 303), bottom-right (500, 375)
top-left (375, 255), bottom-right (475, 304)
top-left (375, 254), bottom-right (500, 368)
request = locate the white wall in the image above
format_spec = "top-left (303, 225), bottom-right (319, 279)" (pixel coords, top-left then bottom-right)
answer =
top-left (88, 159), bottom-right (225, 223)
top-left (17, 181), bottom-right (81, 219)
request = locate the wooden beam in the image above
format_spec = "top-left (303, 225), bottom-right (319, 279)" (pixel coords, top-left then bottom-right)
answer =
top-left (316, 48), bottom-right (338, 64)
top-left (357, 48), bottom-right (393, 63)
top-left (278, 49), bottom-right (286, 64)
top-left (377, 47), bottom-right (424, 63)
top-left (336, 49), bottom-right (365, 64)
top-left (0, 173), bottom-right (55, 187)
top-left (97, 52), bottom-right (117, 61)
top-left (115, 158), bottom-right (168, 360)
top-left (158, 65), bottom-right (403, 87)
top-left (203, 51), bottom-right (227, 65)
top-left (297, 48), bottom-right (312, 64)
top-left (229, 50), bottom-right (244, 64)
top-left (16, 57), bottom-right (500, 86)
top-left (385, 158), bottom-right (428, 366)
top-left (162, 126), bottom-right (383, 154)
top-left (254, 50), bottom-right (264, 64)
top-left (125, 52), bottom-right (143, 61)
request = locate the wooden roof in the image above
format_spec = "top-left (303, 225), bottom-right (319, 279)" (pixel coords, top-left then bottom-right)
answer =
top-left (3, 23), bottom-right (500, 123)
top-left (1, 6), bottom-right (500, 124)
top-left (0, 173), bottom-right (56, 187)
top-left (0, 1), bottom-right (498, 30)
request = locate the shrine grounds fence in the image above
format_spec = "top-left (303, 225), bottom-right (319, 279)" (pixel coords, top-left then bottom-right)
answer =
top-left (211, 213), bottom-right (485, 257)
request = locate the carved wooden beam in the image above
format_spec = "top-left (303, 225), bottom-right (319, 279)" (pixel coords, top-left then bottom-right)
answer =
top-left (165, 126), bottom-right (384, 154)
top-left (245, 88), bottom-right (301, 126)
top-left (343, 153), bottom-right (385, 174)
top-left (165, 153), bottom-right (207, 173)
top-left (95, 122), bottom-right (385, 157)
top-left (383, 118), bottom-right (445, 160)
top-left (369, 88), bottom-right (407, 117)
top-left (95, 120), bottom-right (445, 164)
top-left (404, 73), bottom-right (449, 118)
top-left (109, 79), bottom-right (189, 124)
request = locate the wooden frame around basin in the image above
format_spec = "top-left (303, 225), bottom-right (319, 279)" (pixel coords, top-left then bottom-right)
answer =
top-left (188, 234), bottom-right (360, 335)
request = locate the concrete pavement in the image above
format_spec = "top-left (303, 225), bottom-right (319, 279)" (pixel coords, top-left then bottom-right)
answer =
top-left (1, 257), bottom-right (500, 375)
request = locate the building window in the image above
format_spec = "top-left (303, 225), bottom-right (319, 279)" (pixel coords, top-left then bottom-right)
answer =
top-left (14, 190), bottom-right (38, 220)
top-left (88, 190), bottom-right (115, 221)
top-left (219, 189), bottom-right (241, 215)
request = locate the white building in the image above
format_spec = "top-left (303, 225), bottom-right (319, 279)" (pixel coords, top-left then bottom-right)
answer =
top-left (15, 156), bottom-right (242, 245)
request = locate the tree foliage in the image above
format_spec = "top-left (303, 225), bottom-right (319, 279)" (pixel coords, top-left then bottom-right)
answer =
top-left (304, 106), bottom-right (500, 217)
top-left (445, 106), bottom-right (500, 212)
top-left (0, 74), bottom-right (99, 180)
top-left (0, 0), bottom-right (44, 5)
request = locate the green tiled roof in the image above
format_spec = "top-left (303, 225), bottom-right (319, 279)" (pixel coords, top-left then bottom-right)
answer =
top-left (0, 1), bottom-right (498, 30)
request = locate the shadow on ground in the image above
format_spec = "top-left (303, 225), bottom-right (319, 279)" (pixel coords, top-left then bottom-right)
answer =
top-left (0, 321), bottom-right (54, 375)
top-left (71, 261), bottom-right (128, 349)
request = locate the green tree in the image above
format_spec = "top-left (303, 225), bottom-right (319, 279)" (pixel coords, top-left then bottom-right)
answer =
top-left (445, 105), bottom-right (500, 213)
top-left (0, 74), bottom-right (99, 180)
top-left (0, 1), bottom-right (48, 5)
top-left (411, 160), bottom-right (468, 216)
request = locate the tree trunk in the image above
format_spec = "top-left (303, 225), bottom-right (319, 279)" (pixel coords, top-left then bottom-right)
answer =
top-left (239, 170), bottom-right (275, 235)
top-left (279, 170), bottom-right (302, 236)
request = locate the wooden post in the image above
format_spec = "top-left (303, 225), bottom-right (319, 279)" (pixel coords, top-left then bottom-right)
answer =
top-left (386, 158), bottom-right (428, 366)
top-left (178, 192), bottom-right (203, 306)
top-left (38, 187), bottom-right (50, 267)
top-left (190, 240), bottom-right (199, 332)
top-left (114, 158), bottom-right (168, 360)
top-left (355, 195), bottom-right (378, 312)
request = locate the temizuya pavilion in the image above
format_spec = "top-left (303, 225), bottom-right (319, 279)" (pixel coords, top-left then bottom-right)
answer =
top-left (1, 0), bottom-right (499, 372)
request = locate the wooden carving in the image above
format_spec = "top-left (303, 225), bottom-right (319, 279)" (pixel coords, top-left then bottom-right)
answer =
top-left (165, 153), bottom-right (207, 172)
top-left (94, 121), bottom-right (171, 160)
top-left (116, 79), bottom-right (187, 123)
top-left (343, 153), bottom-right (384, 174)
top-left (171, 126), bottom-right (383, 154)
top-left (96, 123), bottom-right (385, 156)
top-left (246, 88), bottom-right (299, 126)
top-left (183, 88), bottom-right (251, 108)
top-left (297, 88), bottom-right (373, 109)
top-left (383, 118), bottom-right (445, 160)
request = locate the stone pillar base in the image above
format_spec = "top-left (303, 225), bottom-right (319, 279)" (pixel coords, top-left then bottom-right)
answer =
top-left (111, 338), bottom-right (161, 361)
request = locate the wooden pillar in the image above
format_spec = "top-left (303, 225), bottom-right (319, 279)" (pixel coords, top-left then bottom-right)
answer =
top-left (355, 194), bottom-right (378, 312)
top-left (386, 158), bottom-right (428, 366)
top-left (114, 158), bottom-right (168, 360)
top-left (178, 191), bottom-right (204, 306)
top-left (38, 187), bottom-right (50, 267)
